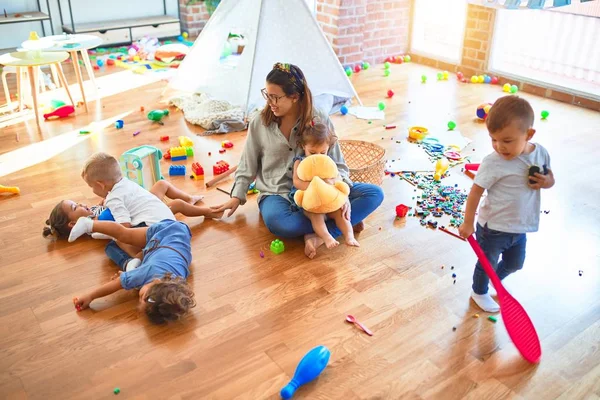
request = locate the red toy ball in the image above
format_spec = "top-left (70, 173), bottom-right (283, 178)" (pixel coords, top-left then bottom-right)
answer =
top-left (354, 65), bottom-right (361, 73)
top-left (387, 89), bottom-right (394, 98)
top-left (491, 76), bottom-right (499, 84)
top-left (457, 71), bottom-right (464, 79)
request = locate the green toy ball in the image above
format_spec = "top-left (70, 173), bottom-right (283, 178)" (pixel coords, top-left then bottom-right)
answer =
top-left (345, 67), bottom-right (352, 77)
top-left (404, 55), bottom-right (411, 62)
top-left (378, 102), bottom-right (386, 111)
top-left (384, 70), bottom-right (390, 77)
top-left (541, 110), bottom-right (549, 119)
top-left (437, 72), bottom-right (443, 80)
top-left (447, 121), bottom-right (457, 130)
top-left (510, 84), bottom-right (518, 94)
top-left (362, 62), bottom-right (370, 70)
top-left (421, 75), bottom-right (427, 83)
top-left (384, 61), bottom-right (391, 69)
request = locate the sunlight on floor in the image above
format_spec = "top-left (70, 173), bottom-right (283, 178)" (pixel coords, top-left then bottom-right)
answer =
top-left (0, 68), bottom-right (176, 130)
top-left (0, 111), bottom-right (133, 177)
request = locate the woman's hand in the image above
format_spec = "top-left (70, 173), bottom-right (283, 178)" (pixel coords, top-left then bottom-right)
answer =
top-left (340, 200), bottom-right (351, 221)
top-left (210, 197), bottom-right (242, 218)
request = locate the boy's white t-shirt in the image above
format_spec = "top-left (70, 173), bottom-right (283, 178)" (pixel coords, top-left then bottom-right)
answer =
top-left (105, 178), bottom-right (175, 226)
top-left (474, 143), bottom-right (551, 234)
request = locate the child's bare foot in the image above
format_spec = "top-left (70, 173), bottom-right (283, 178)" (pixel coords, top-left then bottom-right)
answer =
top-left (189, 195), bottom-right (204, 205)
top-left (353, 221), bottom-right (365, 233)
top-left (324, 236), bottom-right (340, 249)
top-left (304, 233), bottom-right (324, 259)
top-left (346, 237), bottom-right (360, 247)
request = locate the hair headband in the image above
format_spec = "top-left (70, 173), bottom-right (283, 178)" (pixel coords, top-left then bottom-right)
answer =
top-left (273, 63), bottom-right (305, 95)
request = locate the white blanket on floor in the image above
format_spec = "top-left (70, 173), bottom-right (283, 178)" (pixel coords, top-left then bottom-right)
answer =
top-left (168, 93), bottom-right (245, 130)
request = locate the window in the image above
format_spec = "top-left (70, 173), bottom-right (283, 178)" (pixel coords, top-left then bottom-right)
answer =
top-left (411, 0), bottom-right (469, 63)
top-left (490, 8), bottom-right (600, 97)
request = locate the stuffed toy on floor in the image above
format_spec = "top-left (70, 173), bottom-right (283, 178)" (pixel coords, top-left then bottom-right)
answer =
top-left (293, 155), bottom-right (350, 214)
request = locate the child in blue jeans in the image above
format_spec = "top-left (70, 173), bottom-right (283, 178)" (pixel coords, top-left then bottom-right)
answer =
top-left (459, 96), bottom-right (555, 312)
top-left (70, 218), bottom-right (195, 324)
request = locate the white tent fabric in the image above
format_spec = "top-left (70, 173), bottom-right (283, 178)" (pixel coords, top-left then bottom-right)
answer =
top-left (168, 0), bottom-right (360, 114)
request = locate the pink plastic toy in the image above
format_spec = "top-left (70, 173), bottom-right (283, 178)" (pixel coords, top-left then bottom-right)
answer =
top-left (44, 105), bottom-right (75, 120)
top-left (467, 235), bottom-right (541, 363)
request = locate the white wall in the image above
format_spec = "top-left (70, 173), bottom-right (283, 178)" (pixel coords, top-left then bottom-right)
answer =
top-left (0, 0), bottom-right (179, 50)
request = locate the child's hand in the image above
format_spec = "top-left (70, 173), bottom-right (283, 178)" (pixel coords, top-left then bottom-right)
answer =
top-left (528, 172), bottom-right (553, 190)
top-left (73, 295), bottom-right (92, 311)
top-left (458, 222), bottom-right (475, 239)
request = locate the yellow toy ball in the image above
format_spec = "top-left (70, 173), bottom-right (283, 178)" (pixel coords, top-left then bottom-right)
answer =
top-left (477, 75), bottom-right (485, 83)
top-left (503, 83), bottom-right (511, 92)
top-left (133, 55), bottom-right (141, 62)
top-left (182, 32), bottom-right (188, 39)
top-left (471, 76), bottom-right (478, 83)
top-left (442, 71), bottom-right (449, 80)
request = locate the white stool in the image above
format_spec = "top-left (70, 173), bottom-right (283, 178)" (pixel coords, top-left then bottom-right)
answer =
top-left (2, 64), bottom-right (60, 110)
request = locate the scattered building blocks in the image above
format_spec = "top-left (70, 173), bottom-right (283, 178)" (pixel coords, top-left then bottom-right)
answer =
top-left (488, 316), bottom-right (497, 323)
top-left (213, 160), bottom-right (230, 175)
top-left (179, 136), bottom-right (194, 147)
top-left (169, 165), bottom-right (186, 176)
top-left (221, 140), bottom-right (234, 148)
top-left (270, 239), bottom-right (285, 254)
top-left (160, 136), bottom-right (169, 141)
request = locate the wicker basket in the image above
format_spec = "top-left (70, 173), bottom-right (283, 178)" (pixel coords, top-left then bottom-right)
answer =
top-left (339, 140), bottom-right (386, 186)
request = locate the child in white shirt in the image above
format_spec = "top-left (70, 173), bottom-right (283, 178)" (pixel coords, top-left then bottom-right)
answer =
top-left (459, 96), bottom-right (555, 312)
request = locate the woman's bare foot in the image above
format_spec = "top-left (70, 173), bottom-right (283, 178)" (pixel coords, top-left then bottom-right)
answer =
top-left (353, 221), bottom-right (365, 233)
top-left (189, 195), bottom-right (205, 205)
top-left (346, 237), bottom-right (360, 247)
top-left (304, 233), bottom-right (324, 259)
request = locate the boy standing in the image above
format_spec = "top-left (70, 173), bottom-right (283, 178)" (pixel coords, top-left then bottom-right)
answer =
top-left (459, 96), bottom-right (555, 312)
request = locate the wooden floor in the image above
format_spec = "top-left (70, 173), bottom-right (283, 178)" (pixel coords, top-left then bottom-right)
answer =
top-left (1, 63), bottom-right (599, 400)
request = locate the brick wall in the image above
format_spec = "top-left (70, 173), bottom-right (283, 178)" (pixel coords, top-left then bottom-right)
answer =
top-left (317, 0), bottom-right (411, 66)
top-left (179, 1), bottom-right (211, 37)
top-left (411, 4), bottom-right (600, 111)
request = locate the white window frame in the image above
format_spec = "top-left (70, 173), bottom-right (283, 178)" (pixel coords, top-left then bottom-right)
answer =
top-left (410, 0), bottom-right (469, 64)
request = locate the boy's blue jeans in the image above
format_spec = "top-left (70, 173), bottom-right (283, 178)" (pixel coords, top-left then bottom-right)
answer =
top-left (259, 183), bottom-right (384, 239)
top-left (472, 223), bottom-right (527, 295)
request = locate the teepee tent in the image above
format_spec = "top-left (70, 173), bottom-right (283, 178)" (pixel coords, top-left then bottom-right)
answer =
top-left (168, 0), bottom-right (360, 114)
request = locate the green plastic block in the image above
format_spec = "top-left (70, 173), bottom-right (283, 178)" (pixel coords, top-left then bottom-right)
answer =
top-left (488, 316), bottom-right (497, 323)
top-left (185, 147), bottom-right (194, 156)
top-left (270, 239), bottom-right (285, 254)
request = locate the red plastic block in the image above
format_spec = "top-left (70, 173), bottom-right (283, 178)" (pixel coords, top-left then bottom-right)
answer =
top-left (192, 162), bottom-right (204, 175)
top-left (213, 160), bottom-right (230, 175)
top-left (163, 150), bottom-right (171, 160)
top-left (160, 136), bottom-right (169, 141)
top-left (396, 204), bottom-right (409, 218)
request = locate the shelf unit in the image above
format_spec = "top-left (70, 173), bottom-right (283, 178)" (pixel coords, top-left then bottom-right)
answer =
top-left (0, 0), bottom-right (55, 37)
top-left (57, 0), bottom-right (181, 46)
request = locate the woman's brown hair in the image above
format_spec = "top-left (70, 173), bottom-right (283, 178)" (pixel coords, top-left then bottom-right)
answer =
top-left (261, 63), bottom-right (313, 132)
top-left (144, 273), bottom-right (196, 324)
top-left (43, 201), bottom-right (71, 240)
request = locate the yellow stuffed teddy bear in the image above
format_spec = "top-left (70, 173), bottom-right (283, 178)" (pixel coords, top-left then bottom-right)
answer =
top-left (293, 154), bottom-right (350, 214)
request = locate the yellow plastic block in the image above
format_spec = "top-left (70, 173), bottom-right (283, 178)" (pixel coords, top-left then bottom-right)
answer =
top-left (179, 136), bottom-right (194, 147)
top-left (170, 146), bottom-right (187, 157)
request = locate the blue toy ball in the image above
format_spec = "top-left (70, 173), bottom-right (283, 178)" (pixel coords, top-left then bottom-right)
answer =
top-left (484, 75), bottom-right (492, 84)
top-left (97, 59), bottom-right (104, 67)
top-left (340, 105), bottom-right (349, 115)
top-left (177, 35), bottom-right (184, 42)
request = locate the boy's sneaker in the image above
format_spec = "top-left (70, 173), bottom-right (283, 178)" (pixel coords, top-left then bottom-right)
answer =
top-left (471, 291), bottom-right (500, 313)
top-left (125, 258), bottom-right (141, 272)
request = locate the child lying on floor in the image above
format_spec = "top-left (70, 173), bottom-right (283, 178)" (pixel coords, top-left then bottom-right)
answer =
top-left (70, 218), bottom-right (195, 324)
top-left (43, 152), bottom-right (222, 271)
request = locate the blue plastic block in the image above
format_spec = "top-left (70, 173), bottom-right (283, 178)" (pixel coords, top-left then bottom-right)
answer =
top-left (115, 119), bottom-right (124, 129)
top-left (171, 155), bottom-right (187, 161)
top-left (553, 0), bottom-right (571, 6)
top-left (169, 165), bottom-right (186, 176)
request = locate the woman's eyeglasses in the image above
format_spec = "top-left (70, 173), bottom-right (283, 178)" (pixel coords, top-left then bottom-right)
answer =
top-left (261, 88), bottom-right (286, 104)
